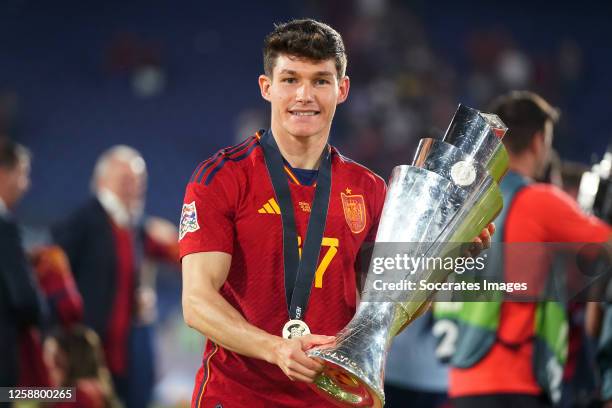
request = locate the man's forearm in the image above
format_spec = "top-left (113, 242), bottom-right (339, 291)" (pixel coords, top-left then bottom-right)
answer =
top-left (183, 288), bottom-right (281, 363)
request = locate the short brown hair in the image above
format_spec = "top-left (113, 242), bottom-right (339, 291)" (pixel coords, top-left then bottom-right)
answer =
top-left (0, 138), bottom-right (30, 170)
top-left (263, 19), bottom-right (347, 79)
top-left (489, 91), bottom-right (560, 155)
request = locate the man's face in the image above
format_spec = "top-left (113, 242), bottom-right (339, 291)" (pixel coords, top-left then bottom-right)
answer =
top-left (100, 156), bottom-right (147, 211)
top-left (0, 157), bottom-right (31, 209)
top-left (259, 54), bottom-right (349, 140)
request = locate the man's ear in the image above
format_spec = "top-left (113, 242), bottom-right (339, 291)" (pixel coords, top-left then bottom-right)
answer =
top-left (531, 130), bottom-right (545, 156)
top-left (259, 75), bottom-right (272, 102)
top-left (336, 76), bottom-right (350, 105)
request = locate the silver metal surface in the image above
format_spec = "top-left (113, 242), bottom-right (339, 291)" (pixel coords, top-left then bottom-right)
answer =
top-left (308, 104), bottom-right (508, 407)
top-left (443, 104), bottom-right (504, 165)
top-left (443, 104), bottom-right (508, 182)
top-left (413, 138), bottom-right (489, 191)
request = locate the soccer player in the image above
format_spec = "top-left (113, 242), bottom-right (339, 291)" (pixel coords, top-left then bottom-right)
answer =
top-left (180, 19), bottom-right (493, 407)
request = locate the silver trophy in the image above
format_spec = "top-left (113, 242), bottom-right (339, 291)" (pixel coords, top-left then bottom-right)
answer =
top-left (308, 104), bottom-right (509, 407)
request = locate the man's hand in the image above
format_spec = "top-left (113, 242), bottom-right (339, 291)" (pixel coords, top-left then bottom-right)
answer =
top-left (467, 223), bottom-right (495, 257)
top-left (135, 286), bottom-right (157, 324)
top-left (271, 334), bottom-right (335, 383)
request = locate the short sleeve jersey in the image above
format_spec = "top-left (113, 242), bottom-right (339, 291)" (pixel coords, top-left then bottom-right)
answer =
top-left (450, 182), bottom-right (611, 397)
top-left (179, 132), bottom-right (387, 407)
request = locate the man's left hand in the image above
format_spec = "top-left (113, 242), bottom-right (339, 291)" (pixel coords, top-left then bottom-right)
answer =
top-left (468, 223), bottom-right (495, 257)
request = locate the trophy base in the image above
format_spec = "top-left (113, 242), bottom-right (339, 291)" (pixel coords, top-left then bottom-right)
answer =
top-left (309, 358), bottom-right (383, 408)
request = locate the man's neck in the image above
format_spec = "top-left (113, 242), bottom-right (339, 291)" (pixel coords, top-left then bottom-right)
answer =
top-left (270, 126), bottom-right (328, 170)
top-left (96, 188), bottom-right (132, 227)
top-left (508, 154), bottom-right (536, 180)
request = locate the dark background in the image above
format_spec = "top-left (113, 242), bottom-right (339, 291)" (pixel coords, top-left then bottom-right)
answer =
top-left (1, 0), bottom-right (610, 226)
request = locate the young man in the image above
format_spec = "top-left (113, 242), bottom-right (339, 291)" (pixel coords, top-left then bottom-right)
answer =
top-left (448, 92), bottom-right (612, 408)
top-left (180, 19), bottom-right (492, 407)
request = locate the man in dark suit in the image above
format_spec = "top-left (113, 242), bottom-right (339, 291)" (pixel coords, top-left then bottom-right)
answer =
top-left (53, 145), bottom-right (177, 408)
top-left (0, 139), bottom-right (46, 398)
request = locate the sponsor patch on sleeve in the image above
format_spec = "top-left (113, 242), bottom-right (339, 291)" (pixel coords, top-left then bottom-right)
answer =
top-left (179, 201), bottom-right (200, 241)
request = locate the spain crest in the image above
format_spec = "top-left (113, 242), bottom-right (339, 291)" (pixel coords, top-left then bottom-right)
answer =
top-left (341, 192), bottom-right (367, 234)
top-left (179, 201), bottom-right (200, 241)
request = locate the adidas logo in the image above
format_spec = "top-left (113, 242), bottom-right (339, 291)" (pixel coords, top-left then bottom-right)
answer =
top-left (258, 198), bottom-right (281, 214)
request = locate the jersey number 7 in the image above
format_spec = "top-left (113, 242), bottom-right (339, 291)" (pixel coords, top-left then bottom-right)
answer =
top-left (297, 236), bottom-right (339, 288)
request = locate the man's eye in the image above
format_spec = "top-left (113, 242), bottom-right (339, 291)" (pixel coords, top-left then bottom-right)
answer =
top-left (315, 79), bottom-right (330, 85)
top-left (282, 78), bottom-right (297, 84)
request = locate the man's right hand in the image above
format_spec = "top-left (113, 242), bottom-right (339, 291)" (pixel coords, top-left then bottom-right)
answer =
top-left (183, 252), bottom-right (337, 382)
top-left (271, 334), bottom-right (335, 383)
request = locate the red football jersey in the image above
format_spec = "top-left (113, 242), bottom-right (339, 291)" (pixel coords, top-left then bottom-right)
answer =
top-left (179, 132), bottom-right (387, 407)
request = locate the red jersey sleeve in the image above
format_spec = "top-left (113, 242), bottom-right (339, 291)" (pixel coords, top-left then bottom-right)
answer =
top-left (179, 163), bottom-right (239, 259)
top-left (508, 184), bottom-right (611, 243)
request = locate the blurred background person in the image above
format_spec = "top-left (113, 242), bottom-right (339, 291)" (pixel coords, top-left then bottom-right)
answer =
top-left (44, 324), bottom-right (121, 408)
top-left (530, 148), bottom-right (603, 407)
top-left (556, 158), bottom-right (602, 408)
top-left (0, 141), bottom-right (86, 394)
top-left (52, 145), bottom-right (178, 408)
top-left (384, 310), bottom-right (449, 408)
top-left (0, 138), bottom-right (47, 406)
top-left (593, 299), bottom-right (612, 408)
top-left (447, 91), bottom-right (611, 408)
top-left (29, 245), bottom-right (84, 332)
top-left (16, 244), bottom-right (85, 389)
top-left (582, 148), bottom-right (612, 408)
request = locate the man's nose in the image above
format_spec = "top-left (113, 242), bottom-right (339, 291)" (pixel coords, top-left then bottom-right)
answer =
top-left (295, 83), bottom-right (314, 102)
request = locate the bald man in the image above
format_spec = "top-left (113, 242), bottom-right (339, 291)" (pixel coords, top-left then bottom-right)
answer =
top-left (53, 145), bottom-right (178, 408)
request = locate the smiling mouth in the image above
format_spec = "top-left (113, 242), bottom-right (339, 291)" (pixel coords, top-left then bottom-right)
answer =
top-left (289, 111), bottom-right (320, 116)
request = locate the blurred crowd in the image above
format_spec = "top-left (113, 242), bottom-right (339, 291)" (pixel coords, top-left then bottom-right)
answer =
top-left (0, 139), bottom-right (180, 408)
top-left (309, 0), bottom-right (593, 179)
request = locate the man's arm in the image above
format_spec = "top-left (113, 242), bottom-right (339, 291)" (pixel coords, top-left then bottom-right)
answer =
top-left (0, 220), bottom-right (47, 327)
top-left (143, 216), bottom-right (180, 263)
top-left (182, 251), bottom-right (334, 382)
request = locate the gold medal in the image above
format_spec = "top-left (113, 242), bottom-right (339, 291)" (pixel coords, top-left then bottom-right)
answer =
top-left (282, 319), bottom-right (311, 339)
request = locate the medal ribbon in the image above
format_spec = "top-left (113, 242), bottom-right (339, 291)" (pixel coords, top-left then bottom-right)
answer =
top-left (260, 130), bottom-right (332, 321)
